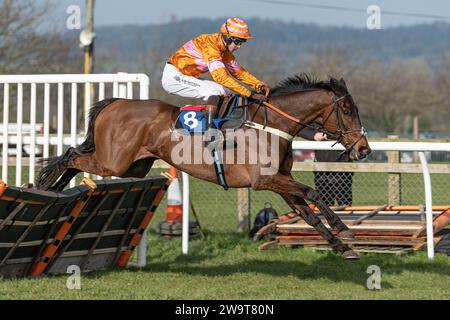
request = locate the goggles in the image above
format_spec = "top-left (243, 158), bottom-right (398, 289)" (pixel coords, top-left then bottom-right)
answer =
top-left (231, 37), bottom-right (247, 46)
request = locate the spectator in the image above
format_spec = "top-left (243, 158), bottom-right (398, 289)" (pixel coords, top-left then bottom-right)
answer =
top-left (298, 125), bottom-right (354, 207)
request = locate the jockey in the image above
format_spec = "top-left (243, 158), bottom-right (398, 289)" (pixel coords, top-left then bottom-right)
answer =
top-left (162, 17), bottom-right (269, 125)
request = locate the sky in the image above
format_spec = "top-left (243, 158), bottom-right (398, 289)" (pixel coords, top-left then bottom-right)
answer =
top-left (53, 0), bottom-right (450, 29)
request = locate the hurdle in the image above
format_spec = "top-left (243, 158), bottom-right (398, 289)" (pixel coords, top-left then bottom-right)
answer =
top-left (258, 205), bottom-right (450, 255)
top-left (0, 180), bottom-right (93, 277)
top-left (0, 174), bottom-right (171, 278)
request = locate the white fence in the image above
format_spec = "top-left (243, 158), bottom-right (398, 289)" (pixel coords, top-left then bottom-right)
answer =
top-left (292, 140), bottom-right (450, 152)
top-left (0, 73), bottom-right (150, 187)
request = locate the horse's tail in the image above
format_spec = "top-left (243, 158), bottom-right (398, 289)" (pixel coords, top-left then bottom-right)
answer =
top-left (35, 148), bottom-right (75, 190)
top-left (77, 98), bottom-right (119, 154)
top-left (35, 98), bottom-right (118, 190)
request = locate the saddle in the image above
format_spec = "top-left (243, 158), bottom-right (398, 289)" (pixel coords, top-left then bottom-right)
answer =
top-left (172, 94), bottom-right (251, 191)
top-left (215, 95), bottom-right (249, 130)
top-left (174, 94), bottom-right (249, 134)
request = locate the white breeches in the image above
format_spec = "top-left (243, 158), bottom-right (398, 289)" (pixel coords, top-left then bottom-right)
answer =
top-left (161, 63), bottom-right (232, 102)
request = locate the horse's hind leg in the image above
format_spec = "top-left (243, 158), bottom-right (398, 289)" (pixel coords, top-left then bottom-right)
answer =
top-left (69, 153), bottom-right (112, 176)
top-left (120, 158), bottom-right (156, 178)
top-left (48, 156), bottom-right (155, 191)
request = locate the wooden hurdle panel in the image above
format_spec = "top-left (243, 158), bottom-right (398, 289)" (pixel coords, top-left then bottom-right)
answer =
top-left (0, 180), bottom-right (92, 278)
top-left (45, 175), bottom-right (169, 274)
top-left (258, 206), bottom-right (450, 254)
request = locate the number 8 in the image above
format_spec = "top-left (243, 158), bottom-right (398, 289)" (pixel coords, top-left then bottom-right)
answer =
top-left (183, 111), bottom-right (199, 129)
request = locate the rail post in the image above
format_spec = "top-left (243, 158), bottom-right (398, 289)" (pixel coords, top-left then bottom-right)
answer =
top-left (418, 152), bottom-right (434, 259)
top-left (237, 188), bottom-right (250, 233)
top-left (387, 135), bottom-right (401, 206)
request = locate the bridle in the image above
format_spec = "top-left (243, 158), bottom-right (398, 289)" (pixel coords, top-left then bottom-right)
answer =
top-left (258, 90), bottom-right (367, 157)
top-left (320, 94), bottom-right (367, 154)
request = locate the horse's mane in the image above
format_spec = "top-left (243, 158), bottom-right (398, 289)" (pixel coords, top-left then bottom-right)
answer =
top-left (270, 73), bottom-right (333, 96)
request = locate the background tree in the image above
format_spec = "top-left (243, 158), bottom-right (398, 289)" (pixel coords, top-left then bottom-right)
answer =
top-left (0, 0), bottom-right (80, 74)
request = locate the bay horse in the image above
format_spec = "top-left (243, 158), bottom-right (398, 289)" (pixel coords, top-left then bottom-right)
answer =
top-left (36, 74), bottom-right (371, 259)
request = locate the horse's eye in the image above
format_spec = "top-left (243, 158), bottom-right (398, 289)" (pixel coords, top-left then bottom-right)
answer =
top-left (343, 109), bottom-right (350, 116)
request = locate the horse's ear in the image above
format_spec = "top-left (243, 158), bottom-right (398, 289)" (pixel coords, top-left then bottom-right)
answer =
top-left (339, 78), bottom-right (348, 91)
top-left (330, 77), bottom-right (339, 90)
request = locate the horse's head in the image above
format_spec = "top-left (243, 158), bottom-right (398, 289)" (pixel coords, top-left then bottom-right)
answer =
top-left (267, 73), bottom-right (370, 160)
top-left (319, 77), bottom-right (371, 161)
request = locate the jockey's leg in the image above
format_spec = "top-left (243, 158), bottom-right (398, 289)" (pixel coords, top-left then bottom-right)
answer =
top-left (161, 63), bottom-right (229, 106)
top-left (205, 95), bottom-right (224, 128)
top-left (161, 63), bottom-right (231, 189)
top-left (161, 63), bottom-right (208, 99)
top-left (204, 94), bottom-right (228, 190)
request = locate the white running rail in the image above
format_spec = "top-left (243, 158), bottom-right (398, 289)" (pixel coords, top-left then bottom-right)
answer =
top-left (0, 73), bottom-right (149, 186)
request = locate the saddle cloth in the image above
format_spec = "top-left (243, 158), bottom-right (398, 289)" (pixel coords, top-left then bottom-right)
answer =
top-left (174, 95), bottom-right (248, 134)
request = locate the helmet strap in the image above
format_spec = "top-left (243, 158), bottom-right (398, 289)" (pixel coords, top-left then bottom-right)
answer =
top-left (223, 35), bottom-right (233, 46)
top-left (223, 21), bottom-right (233, 46)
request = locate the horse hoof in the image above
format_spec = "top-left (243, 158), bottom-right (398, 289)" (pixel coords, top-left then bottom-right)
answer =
top-left (342, 249), bottom-right (360, 260)
top-left (338, 230), bottom-right (355, 240)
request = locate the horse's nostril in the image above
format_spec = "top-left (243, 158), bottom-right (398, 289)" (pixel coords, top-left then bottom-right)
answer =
top-left (359, 146), bottom-right (371, 157)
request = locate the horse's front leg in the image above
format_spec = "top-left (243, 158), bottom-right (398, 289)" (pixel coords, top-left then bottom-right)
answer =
top-left (253, 174), bottom-right (358, 259)
top-left (297, 181), bottom-right (355, 240)
top-left (280, 193), bottom-right (358, 258)
top-left (260, 172), bottom-right (354, 237)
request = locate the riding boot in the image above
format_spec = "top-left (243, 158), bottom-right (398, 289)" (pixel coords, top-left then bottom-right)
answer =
top-left (204, 94), bottom-right (223, 129)
top-left (205, 106), bottom-right (218, 129)
top-left (204, 96), bottom-right (228, 190)
top-left (204, 120), bottom-right (228, 190)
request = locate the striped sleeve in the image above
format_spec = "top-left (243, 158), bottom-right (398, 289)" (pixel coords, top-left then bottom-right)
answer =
top-left (201, 47), bottom-right (252, 96)
top-left (226, 60), bottom-right (266, 91)
top-left (209, 67), bottom-right (252, 97)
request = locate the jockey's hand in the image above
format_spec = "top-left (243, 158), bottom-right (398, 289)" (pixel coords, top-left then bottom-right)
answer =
top-left (313, 132), bottom-right (328, 141)
top-left (250, 93), bottom-right (268, 103)
top-left (259, 85), bottom-right (271, 95)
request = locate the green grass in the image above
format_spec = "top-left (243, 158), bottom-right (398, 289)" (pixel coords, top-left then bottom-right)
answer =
top-left (1, 167), bottom-right (449, 299)
top-left (0, 231), bottom-right (449, 300)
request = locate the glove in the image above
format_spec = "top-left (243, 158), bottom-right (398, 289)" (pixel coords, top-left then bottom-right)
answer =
top-left (313, 132), bottom-right (328, 141)
top-left (259, 84), bottom-right (271, 94)
top-left (250, 93), bottom-right (267, 103)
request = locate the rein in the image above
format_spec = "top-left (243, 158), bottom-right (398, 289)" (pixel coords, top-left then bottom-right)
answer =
top-left (246, 89), bottom-right (367, 155)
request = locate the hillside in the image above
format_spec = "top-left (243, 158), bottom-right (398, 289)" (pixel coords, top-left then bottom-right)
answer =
top-left (85, 18), bottom-right (450, 70)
